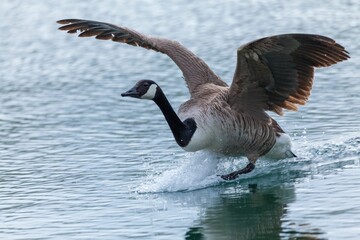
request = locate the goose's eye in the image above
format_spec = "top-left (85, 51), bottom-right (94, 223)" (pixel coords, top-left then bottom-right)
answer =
top-left (143, 83), bottom-right (149, 87)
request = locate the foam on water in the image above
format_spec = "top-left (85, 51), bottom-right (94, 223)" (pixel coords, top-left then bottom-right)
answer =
top-left (137, 151), bottom-right (222, 193)
top-left (137, 134), bottom-right (360, 193)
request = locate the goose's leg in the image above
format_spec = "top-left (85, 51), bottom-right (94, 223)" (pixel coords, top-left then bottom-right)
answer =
top-left (220, 163), bottom-right (255, 180)
top-left (221, 155), bottom-right (258, 181)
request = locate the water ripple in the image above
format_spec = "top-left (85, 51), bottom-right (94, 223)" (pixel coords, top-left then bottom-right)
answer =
top-left (1, 0), bottom-right (359, 239)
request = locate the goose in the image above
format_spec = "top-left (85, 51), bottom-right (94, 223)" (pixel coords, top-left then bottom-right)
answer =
top-left (57, 19), bottom-right (349, 180)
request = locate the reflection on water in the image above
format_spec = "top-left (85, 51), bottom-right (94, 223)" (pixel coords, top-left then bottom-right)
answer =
top-left (188, 185), bottom-right (295, 240)
top-left (182, 182), bottom-right (324, 239)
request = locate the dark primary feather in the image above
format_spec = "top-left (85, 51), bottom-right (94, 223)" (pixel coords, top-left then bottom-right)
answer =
top-left (57, 19), bottom-right (227, 94)
top-left (229, 34), bottom-right (350, 118)
top-left (58, 19), bottom-right (159, 50)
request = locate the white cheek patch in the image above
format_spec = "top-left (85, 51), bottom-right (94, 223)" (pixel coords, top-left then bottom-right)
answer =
top-left (141, 84), bottom-right (157, 100)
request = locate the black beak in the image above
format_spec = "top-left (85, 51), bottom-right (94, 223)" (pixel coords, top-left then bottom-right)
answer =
top-left (121, 87), bottom-right (140, 98)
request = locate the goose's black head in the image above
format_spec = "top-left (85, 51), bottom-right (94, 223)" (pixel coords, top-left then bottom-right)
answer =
top-left (121, 80), bottom-right (159, 100)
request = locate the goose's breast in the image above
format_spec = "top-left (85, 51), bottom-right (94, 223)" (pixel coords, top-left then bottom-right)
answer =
top-left (181, 124), bottom-right (211, 152)
top-left (178, 107), bottom-right (214, 152)
top-left (178, 104), bottom-right (244, 153)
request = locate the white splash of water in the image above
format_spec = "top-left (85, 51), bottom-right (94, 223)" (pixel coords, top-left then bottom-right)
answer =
top-left (136, 149), bottom-right (298, 193)
top-left (137, 151), bottom-right (223, 193)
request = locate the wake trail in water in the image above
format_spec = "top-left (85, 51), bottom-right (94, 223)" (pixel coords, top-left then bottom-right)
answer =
top-left (137, 135), bottom-right (360, 193)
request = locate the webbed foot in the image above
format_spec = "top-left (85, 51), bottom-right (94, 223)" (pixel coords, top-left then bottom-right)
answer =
top-left (221, 162), bottom-right (255, 181)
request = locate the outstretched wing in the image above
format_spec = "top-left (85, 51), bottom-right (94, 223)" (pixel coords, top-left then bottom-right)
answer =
top-left (228, 34), bottom-right (349, 120)
top-left (57, 19), bottom-right (227, 95)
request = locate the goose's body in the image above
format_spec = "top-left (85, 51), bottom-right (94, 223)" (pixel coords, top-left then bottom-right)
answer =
top-left (178, 87), bottom-right (275, 155)
top-left (57, 19), bottom-right (349, 180)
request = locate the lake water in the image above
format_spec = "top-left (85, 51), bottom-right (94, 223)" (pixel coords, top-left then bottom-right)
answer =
top-left (1, 0), bottom-right (359, 239)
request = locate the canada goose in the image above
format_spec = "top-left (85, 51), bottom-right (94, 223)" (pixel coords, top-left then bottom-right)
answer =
top-left (57, 19), bottom-right (349, 180)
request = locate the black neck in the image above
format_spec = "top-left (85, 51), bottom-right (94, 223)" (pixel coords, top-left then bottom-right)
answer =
top-left (153, 87), bottom-right (196, 147)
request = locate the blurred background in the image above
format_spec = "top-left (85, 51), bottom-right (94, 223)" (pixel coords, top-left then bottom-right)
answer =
top-left (1, 0), bottom-right (359, 239)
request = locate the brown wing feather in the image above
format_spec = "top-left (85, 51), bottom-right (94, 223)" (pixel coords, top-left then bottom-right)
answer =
top-left (57, 19), bottom-right (227, 94)
top-left (229, 34), bottom-right (350, 118)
